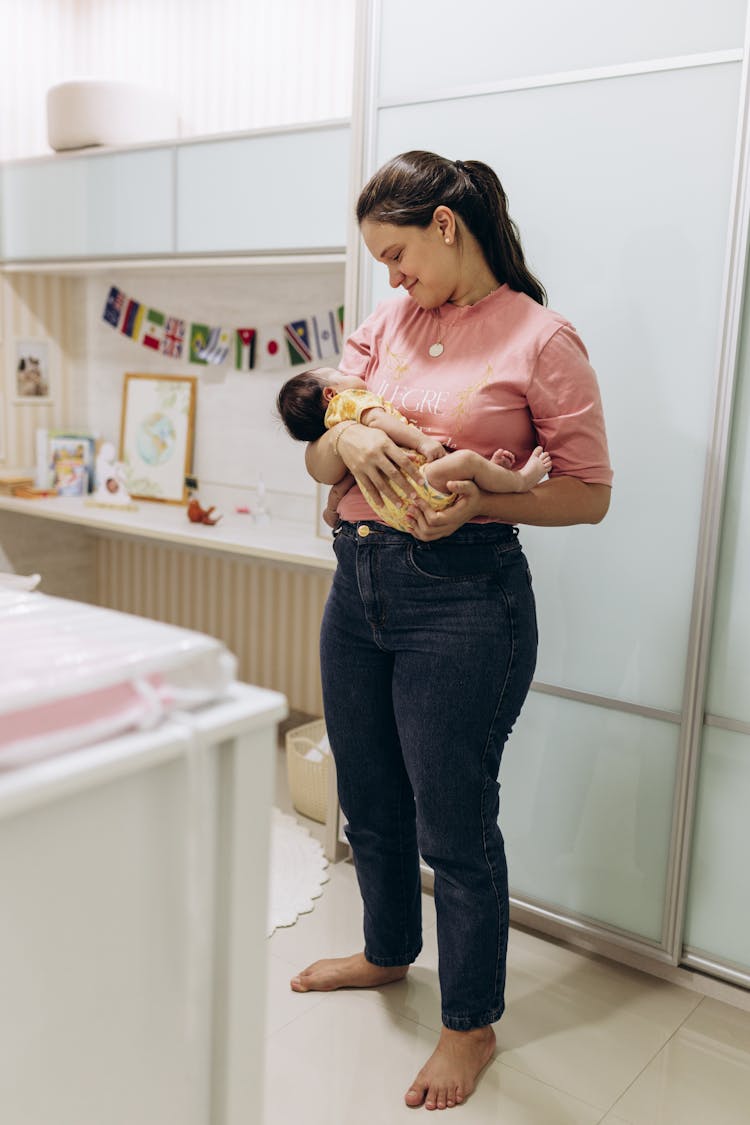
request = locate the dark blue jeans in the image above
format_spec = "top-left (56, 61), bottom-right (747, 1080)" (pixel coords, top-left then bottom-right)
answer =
top-left (319, 519), bottom-right (538, 1030)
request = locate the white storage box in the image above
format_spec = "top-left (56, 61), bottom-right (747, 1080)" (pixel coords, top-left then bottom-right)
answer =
top-left (47, 79), bottom-right (179, 151)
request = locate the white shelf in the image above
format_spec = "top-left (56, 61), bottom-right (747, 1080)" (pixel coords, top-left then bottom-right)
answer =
top-left (0, 252), bottom-right (346, 275)
top-left (0, 494), bottom-right (335, 572)
top-left (0, 120), bottom-right (351, 264)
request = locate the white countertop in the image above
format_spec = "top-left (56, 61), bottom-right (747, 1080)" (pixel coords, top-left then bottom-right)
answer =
top-left (0, 494), bottom-right (336, 572)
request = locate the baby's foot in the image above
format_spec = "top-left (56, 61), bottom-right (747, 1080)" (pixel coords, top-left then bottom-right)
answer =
top-left (517, 446), bottom-right (552, 490)
top-left (404, 1025), bottom-right (496, 1110)
top-left (290, 952), bottom-right (409, 993)
top-left (490, 447), bottom-right (516, 469)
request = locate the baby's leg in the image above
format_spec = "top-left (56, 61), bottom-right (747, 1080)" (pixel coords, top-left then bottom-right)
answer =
top-left (425, 447), bottom-right (551, 495)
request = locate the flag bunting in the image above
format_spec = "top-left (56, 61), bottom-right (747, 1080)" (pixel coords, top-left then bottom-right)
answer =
top-left (100, 285), bottom-right (344, 373)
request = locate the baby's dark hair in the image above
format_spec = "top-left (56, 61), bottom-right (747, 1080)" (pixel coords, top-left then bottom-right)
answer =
top-left (276, 371), bottom-right (328, 441)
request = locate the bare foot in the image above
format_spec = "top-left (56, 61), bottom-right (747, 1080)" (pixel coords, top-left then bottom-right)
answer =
top-left (490, 447), bottom-right (516, 469)
top-left (517, 445), bottom-right (552, 490)
top-left (405, 1025), bottom-right (496, 1110)
top-left (290, 952), bottom-right (409, 993)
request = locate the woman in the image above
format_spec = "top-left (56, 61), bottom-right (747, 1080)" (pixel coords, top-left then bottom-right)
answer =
top-left (290, 151), bottom-right (612, 1111)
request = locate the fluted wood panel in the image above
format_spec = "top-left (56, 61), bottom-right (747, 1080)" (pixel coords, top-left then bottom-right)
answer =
top-left (0, 0), bottom-right (354, 161)
top-left (1, 273), bottom-right (75, 468)
top-left (95, 536), bottom-right (331, 715)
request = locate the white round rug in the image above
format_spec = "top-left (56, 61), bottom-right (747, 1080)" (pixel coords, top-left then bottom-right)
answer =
top-left (267, 807), bottom-right (329, 937)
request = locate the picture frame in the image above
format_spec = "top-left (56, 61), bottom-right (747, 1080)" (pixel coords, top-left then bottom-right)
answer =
top-left (119, 373), bottom-right (197, 503)
top-left (14, 338), bottom-right (52, 403)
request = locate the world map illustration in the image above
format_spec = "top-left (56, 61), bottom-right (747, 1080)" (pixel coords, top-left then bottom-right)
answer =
top-left (136, 411), bottom-right (176, 466)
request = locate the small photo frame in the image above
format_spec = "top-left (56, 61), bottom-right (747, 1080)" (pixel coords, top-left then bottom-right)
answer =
top-left (119, 373), bottom-right (197, 503)
top-left (14, 339), bottom-right (52, 402)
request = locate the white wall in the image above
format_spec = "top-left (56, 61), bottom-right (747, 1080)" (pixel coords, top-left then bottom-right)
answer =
top-left (0, 0), bottom-right (354, 160)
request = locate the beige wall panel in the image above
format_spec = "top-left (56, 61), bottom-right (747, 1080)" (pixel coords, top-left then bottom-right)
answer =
top-left (95, 536), bottom-right (330, 714)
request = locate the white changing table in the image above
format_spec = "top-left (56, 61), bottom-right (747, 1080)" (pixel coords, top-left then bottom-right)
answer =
top-left (0, 603), bottom-right (286, 1125)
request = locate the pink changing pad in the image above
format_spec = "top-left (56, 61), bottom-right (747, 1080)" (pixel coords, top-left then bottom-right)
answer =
top-left (0, 588), bottom-right (236, 768)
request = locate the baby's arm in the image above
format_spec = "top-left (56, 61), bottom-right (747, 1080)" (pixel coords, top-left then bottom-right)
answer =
top-left (360, 407), bottom-right (445, 462)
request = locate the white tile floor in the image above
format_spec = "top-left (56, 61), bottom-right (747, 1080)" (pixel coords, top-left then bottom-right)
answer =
top-left (265, 747), bottom-right (750, 1123)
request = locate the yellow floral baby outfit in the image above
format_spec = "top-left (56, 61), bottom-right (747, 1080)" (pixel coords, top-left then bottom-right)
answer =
top-left (324, 388), bottom-right (455, 533)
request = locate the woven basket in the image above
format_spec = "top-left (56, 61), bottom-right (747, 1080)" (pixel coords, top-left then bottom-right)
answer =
top-left (285, 718), bottom-right (330, 824)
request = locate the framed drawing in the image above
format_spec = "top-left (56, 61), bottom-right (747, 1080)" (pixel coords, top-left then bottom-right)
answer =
top-left (119, 373), bottom-right (197, 503)
top-left (14, 339), bottom-right (52, 402)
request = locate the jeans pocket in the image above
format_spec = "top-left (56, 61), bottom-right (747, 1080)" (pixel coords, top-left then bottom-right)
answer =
top-left (406, 541), bottom-right (501, 581)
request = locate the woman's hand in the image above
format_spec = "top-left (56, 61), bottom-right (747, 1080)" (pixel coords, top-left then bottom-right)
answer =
top-left (405, 479), bottom-right (483, 541)
top-left (337, 424), bottom-right (422, 507)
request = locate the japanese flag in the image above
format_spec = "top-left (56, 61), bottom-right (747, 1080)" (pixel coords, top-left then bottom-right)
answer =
top-left (257, 326), bottom-right (286, 371)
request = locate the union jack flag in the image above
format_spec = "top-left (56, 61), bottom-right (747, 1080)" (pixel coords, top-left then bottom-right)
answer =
top-left (162, 317), bottom-right (185, 358)
top-left (102, 286), bottom-right (125, 328)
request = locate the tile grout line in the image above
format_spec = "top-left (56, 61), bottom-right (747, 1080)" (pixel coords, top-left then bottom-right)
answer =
top-left (596, 993), bottom-right (706, 1118)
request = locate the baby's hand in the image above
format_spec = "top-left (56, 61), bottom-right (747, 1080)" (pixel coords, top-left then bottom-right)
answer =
top-left (416, 435), bottom-right (447, 462)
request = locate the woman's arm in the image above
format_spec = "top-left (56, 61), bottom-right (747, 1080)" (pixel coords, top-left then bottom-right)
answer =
top-left (304, 427), bottom-right (353, 486)
top-left (407, 476), bottom-right (611, 540)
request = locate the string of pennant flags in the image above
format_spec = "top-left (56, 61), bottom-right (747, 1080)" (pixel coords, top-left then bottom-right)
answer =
top-left (102, 285), bottom-right (344, 370)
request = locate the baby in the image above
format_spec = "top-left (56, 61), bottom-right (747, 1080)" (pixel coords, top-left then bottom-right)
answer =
top-left (277, 367), bottom-right (551, 532)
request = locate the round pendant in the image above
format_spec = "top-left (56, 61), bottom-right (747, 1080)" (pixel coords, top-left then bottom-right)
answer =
top-left (428, 342), bottom-right (444, 358)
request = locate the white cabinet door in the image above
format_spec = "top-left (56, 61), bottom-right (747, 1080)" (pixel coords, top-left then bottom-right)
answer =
top-left (1, 147), bottom-right (174, 260)
top-left (176, 123), bottom-right (350, 253)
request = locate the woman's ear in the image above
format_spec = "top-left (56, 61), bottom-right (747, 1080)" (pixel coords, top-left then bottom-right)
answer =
top-left (433, 205), bottom-right (456, 245)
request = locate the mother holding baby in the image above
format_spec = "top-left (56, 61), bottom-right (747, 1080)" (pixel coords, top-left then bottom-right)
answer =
top-left (290, 150), bottom-right (612, 1111)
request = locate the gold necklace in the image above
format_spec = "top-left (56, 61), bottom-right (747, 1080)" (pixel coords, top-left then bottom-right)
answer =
top-left (429, 309), bottom-right (446, 358)
top-left (428, 285), bottom-right (500, 358)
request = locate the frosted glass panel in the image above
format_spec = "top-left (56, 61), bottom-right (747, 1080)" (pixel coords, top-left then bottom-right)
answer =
top-left (379, 0), bottom-right (745, 101)
top-left (706, 277), bottom-right (750, 722)
top-left (177, 125), bottom-right (349, 252)
top-left (501, 692), bottom-right (679, 941)
top-left (1, 149), bottom-right (174, 259)
top-left (366, 62), bottom-right (740, 711)
top-left (684, 726), bottom-right (750, 970)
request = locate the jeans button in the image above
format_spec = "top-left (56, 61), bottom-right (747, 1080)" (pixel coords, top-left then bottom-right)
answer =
top-left (357, 525), bottom-right (370, 538)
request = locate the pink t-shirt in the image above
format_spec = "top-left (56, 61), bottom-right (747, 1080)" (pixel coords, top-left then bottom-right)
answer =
top-left (336, 284), bottom-right (612, 524)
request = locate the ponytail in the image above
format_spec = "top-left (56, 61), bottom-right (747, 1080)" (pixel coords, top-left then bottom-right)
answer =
top-left (357, 151), bottom-right (547, 306)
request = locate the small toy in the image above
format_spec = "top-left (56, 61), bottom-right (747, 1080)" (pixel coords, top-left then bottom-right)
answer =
top-left (187, 498), bottom-right (222, 525)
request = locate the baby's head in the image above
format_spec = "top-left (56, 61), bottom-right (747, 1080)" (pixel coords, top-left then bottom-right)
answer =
top-left (277, 367), bottom-right (366, 441)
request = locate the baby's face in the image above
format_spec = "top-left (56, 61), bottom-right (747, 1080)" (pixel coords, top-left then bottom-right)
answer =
top-left (320, 369), bottom-right (367, 394)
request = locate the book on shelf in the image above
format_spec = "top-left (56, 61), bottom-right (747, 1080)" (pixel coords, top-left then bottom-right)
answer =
top-left (48, 432), bottom-right (96, 495)
top-left (0, 471), bottom-right (35, 496)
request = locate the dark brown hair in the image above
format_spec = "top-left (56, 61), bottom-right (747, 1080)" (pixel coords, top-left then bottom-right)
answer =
top-left (356, 150), bottom-right (547, 306)
top-left (276, 371), bottom-right (328, 441)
